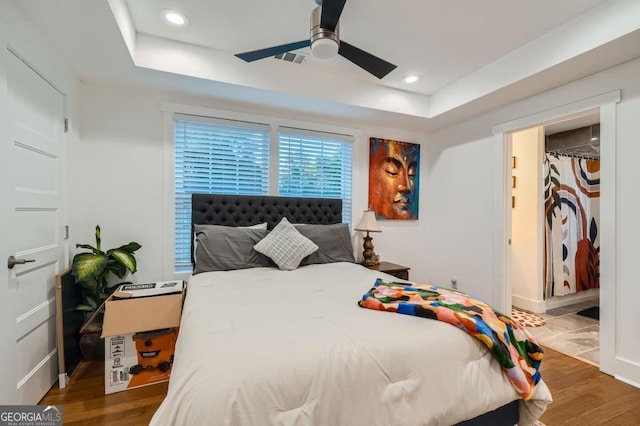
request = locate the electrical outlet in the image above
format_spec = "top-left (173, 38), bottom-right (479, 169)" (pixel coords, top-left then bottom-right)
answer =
top-left (450, 277), bottom-right (458, 289)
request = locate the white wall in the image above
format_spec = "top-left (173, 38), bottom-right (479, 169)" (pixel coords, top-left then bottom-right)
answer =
top-left (70, 84), bottom-right (165, 283)
top-left (427, 57), bottom-right (640, 386)
top-left (511, 127), bottom-right (544, 312)
top-left (70, 83), bottom-right (429, 283)
top-left (420, 134), bottom-right (498, 295)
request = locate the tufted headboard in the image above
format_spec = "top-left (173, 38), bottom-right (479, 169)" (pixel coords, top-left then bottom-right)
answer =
top-left (191, 194), bottom-right (343, 264)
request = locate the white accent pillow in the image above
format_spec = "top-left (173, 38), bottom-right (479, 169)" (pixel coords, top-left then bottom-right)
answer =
top-left (254, 217), bottom-right (318, 270)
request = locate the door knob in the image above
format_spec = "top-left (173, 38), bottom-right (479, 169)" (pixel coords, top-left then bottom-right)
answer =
top-left (7, 256), bottom-right (35, 269)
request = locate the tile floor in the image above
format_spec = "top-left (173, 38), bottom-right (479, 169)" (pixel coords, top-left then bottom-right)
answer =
top-left (524, 300), bottom-right (600, 365)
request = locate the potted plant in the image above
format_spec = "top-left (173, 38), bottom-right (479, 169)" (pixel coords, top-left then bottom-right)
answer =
top-left (72, 225), bottom-right (141, 314)
top-left (72, 225), bottom-right (141, 361)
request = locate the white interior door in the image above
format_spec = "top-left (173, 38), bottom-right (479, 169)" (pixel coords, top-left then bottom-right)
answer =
top-left (0, 49), bottom-right (65, 404)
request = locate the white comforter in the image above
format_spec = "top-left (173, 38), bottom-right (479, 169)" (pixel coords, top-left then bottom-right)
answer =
top-left (151, 262), bottom-right (551, 425)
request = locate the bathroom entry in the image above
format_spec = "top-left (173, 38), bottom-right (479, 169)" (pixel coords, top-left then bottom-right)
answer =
top-left (509, 111), bottom-right (601, 365)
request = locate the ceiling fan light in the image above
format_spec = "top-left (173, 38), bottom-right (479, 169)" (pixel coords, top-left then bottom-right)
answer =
top-left (311, 38), bottom-right (339, 59)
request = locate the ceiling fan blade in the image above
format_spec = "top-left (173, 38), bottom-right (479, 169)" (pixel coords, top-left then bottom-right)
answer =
top-left (236, 40), bottom-right (311, 62)
top-left (320, 0), bottom-right (347, 32)
top-left (338, 41), bottom-right (397, 79)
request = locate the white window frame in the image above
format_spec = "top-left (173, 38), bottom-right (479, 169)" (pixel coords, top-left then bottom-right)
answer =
top-left (162, 102), bottom-right (361, 280)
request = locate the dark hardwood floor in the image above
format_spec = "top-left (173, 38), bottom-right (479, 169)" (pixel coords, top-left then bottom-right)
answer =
top-left (538, 348), bottom-right (640, 425)
top-left (40, 347), bottom-right (640, 425)
top-left (40, 360), bottom-right (168, 425)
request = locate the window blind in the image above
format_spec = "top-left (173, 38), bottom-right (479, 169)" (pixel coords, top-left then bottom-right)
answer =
top-left (174, 115), bottom-right (270, 267)
top-left (278, 127), bottom-right (353, 224)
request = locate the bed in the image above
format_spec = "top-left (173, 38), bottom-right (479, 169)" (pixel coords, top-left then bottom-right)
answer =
top-left (151, 194), bottom-right (551, 425)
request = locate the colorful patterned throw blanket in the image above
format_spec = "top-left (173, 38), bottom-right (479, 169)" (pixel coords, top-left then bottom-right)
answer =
top-left (358, 279), bottom-right (543, 400)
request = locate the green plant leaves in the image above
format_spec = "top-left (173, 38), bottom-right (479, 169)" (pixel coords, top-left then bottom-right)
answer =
top-left (76, 293), bottom-right (98, 311)
top-left (108, 261), bottom-right (128, 279)
top-left (117, 242), bottom-right (142, 253)
top-left (75, 243), bottom-right (101, 254)
top-left (95, 225), bottom-right (102, 251)
top-left (78, 279), bottom-right (99, 290)
top-left (110, 248), bottom-right (138, 274)
top-left (76, 304), bottom-right (97, 312)
top-left (72, 226), bottom-right (141, 314)
top-left (72, 252), bottom-right (108, 282)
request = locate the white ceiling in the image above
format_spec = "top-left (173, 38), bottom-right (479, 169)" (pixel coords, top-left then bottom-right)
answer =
top-left (124, 0), bottom-right (607, 93)
top-left (13, 0), bottom-right (640, 127)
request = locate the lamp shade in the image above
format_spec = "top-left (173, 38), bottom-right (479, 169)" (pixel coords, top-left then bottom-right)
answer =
top-left (354, 210), bottom-right (381, 233)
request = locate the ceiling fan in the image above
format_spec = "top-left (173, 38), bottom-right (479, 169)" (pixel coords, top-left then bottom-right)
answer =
top-left (235, 0), bottom-right (397, 79)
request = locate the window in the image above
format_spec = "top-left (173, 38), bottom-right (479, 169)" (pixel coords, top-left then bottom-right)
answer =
top-left (278, 127), bottom-right (352, 224)
top-left (174, 115), bottom-right (270, 268)
top-left (173, 114), bottom-right (354, 270)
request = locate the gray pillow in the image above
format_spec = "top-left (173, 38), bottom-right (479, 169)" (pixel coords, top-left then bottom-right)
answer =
top-left (193, 225), bottom-right (271, 274)
top-left (253, 217), bottom-right (318, 270)
top-left (295, 223), bottom-right (356, 266)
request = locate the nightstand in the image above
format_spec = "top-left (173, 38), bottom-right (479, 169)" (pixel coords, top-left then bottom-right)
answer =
top-left (364, 261), bottom-right (410, 280)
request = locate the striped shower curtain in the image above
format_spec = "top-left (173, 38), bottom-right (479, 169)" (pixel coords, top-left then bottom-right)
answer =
top-left (544, 153), bottom-right (600, 298)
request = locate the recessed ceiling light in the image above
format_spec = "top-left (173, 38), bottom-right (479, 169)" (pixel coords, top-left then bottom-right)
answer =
top-left (402, 74), bottom-right (420, 84)
top-left (163, 10), bottom-right (189, 27)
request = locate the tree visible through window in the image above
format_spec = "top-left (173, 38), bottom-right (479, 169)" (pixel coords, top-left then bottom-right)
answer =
top-left (279, 127), bottom-right (352, 224)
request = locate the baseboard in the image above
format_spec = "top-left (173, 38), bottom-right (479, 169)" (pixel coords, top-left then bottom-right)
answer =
top-left (545, 289), bottom-right (599, 310)
top-left (615, 374), bottom-right (640, 389)
top-left (512, 295), bottom-right (546, 313)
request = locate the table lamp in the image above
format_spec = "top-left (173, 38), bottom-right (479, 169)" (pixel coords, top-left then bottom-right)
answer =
top-left (354, 209), bottom-right (382, 266)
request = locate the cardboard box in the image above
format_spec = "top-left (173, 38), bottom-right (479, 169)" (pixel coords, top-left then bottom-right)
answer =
top-left (101, 283), bottom-right (184, 394)
top-left (113, 280), bottom-right (184, 299)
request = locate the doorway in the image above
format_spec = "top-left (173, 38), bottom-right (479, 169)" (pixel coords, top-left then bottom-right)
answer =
top-left (495, 90), bottom-right (619, 379)
top-left (508, 111), bottom-right (601, 366)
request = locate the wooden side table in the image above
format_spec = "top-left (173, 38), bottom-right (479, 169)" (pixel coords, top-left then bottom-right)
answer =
top-left (364, 261), bottom-right (410, 280)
